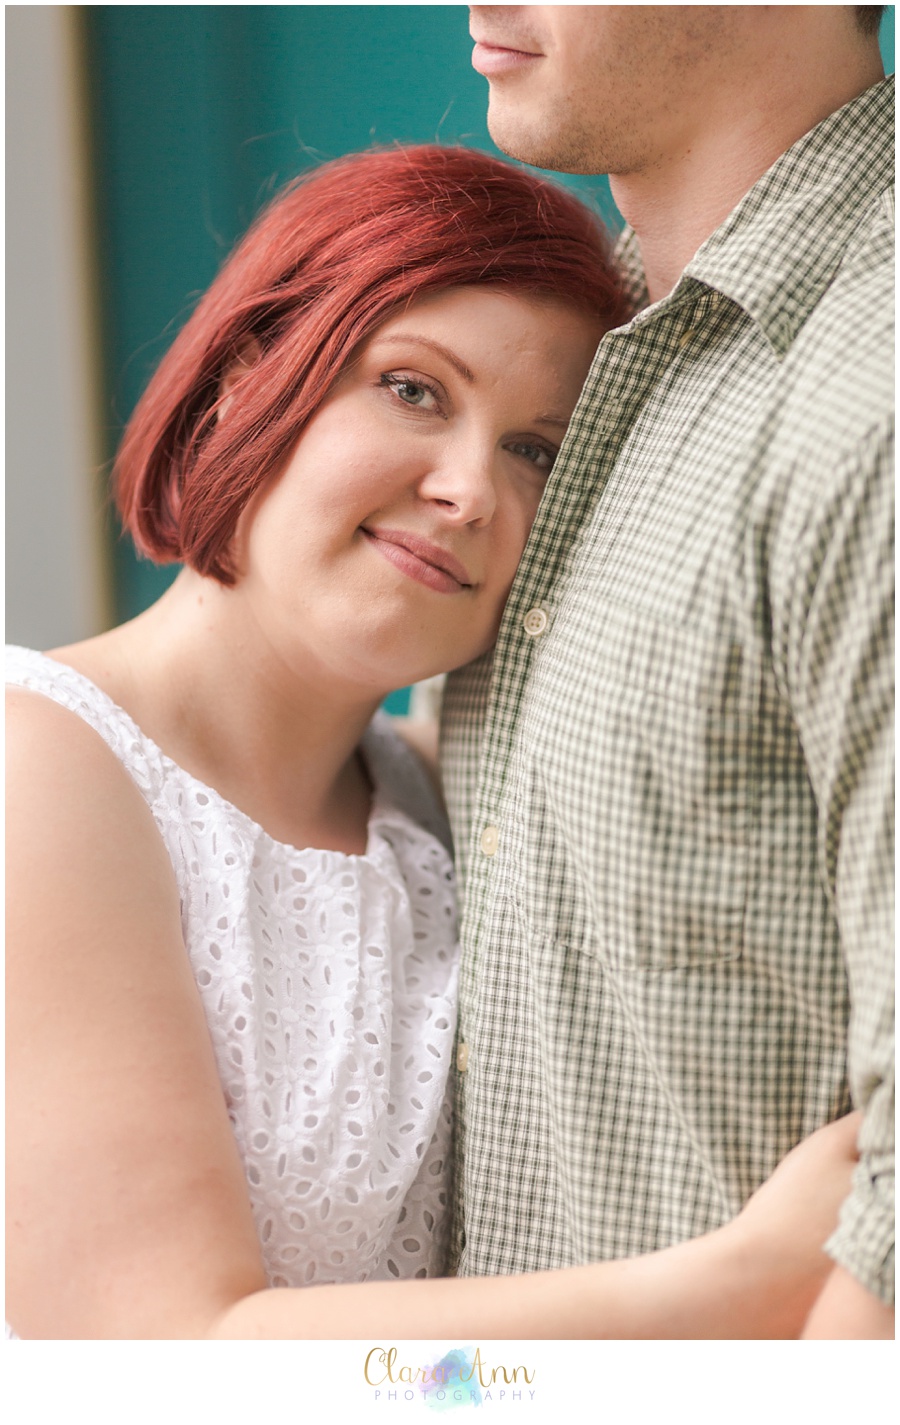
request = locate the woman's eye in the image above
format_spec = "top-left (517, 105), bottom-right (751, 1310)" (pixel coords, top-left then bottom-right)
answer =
top-left (380, 372), bottom-right (441, 411)
top-left (507, 440), bottom-right (557, 474)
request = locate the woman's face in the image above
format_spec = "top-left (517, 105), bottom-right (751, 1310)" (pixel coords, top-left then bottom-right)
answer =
top-left (237, 285), bottom-right (602, 695)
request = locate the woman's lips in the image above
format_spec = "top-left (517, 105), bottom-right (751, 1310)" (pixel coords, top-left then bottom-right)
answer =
top-left (471, 41), bottom-right (543, 78)
top-left (360, 528), bottom-right (472, 595)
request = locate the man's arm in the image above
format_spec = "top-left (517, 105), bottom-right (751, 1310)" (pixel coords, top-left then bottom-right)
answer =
top-left (775, 415), bottom-right (895, 1333)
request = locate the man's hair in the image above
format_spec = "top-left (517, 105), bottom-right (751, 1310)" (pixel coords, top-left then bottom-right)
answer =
top-left (115, 145), bottom-right (628, 585)
top-left (855, 6), bottom-right (886, 37)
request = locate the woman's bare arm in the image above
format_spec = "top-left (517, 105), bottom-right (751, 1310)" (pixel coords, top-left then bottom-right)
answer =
top-left (210, 1109), bottom-right (862, 1340)
top-left (6, 688), bottom-right (859, 1340)
top-left (7, 690), bottom-right (267, 1338)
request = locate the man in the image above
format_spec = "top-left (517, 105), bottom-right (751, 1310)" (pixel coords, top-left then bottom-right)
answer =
top-left (442, 6), bottom-right (893, 1337)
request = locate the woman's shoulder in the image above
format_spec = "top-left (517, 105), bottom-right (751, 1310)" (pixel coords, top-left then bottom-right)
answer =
top-left (6, 645), bottom-right (188, 896)
top-left (6, 648), bottom-right (168, 842)
top-left (364, 711), bottom-right (452, 858)
top-left (5, 646), bottom-right (164, 786)
top-left (6, 661), bottom-right (181, 951)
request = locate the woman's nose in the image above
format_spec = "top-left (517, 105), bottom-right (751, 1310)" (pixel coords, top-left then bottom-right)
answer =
top-left (419, 440), bottom-right (498, 525)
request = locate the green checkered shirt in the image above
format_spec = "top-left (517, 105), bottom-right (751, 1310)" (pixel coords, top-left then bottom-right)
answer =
top-left (441, 76), bottom-right (894, 1306)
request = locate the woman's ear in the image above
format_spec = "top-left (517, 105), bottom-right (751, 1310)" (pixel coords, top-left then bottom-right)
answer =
top-left (218, 338), bottom-right (262, 421)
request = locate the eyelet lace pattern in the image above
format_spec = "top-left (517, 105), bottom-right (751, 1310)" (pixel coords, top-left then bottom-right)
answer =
top-left (6, 646), bottom-right (458, 1291)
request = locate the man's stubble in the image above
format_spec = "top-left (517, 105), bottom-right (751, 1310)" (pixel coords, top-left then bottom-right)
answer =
top-left (486, 92), bottom-right (646, 179)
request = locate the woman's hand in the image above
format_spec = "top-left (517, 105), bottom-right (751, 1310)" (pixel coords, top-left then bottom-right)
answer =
top-left (734, 1111), bottom-right (860, 1254)
top-left (526, 1114), bottom-right (862, 1341)
top-left (718, 1112), bottom-right (862, 1337)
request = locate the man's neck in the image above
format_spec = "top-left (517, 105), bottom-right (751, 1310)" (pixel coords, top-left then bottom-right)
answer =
top-left (613, 64), bottom-right (884, 306)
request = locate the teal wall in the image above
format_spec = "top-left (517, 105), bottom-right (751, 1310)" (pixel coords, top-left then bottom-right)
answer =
top-left (84, 4), bottom-right (895, 642)
top-left (883, 4), bottom-right (896, 66)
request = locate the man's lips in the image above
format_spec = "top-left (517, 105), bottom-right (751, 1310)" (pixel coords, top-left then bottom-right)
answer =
top-left (471, 40), bottom-right (543, 78)
top-left (360, 527), bottom-right (473, 594)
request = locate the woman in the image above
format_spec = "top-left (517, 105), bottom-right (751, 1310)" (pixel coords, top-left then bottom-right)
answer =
top-left (7, 146), bottom-right (856, 1340)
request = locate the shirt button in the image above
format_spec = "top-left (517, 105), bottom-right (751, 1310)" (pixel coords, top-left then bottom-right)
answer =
top-left (479, 824), bottom-right (499, 857)
top-left (522, 607), bottom-right (548, 637)
top-left (456, 1042), bottom-right (469, 1073)
top-left (678, 328), bottom-right (696, 348)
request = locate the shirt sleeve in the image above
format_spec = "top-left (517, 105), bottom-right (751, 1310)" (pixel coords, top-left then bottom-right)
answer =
top-left (775, 416), bottom-right (894, 1306)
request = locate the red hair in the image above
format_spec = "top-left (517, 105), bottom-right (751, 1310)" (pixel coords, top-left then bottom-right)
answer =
top-left (115, 145), bottom-right (629, 583)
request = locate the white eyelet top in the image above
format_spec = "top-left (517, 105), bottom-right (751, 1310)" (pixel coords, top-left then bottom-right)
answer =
top-left (6, 645), bottom-right (458, 1296)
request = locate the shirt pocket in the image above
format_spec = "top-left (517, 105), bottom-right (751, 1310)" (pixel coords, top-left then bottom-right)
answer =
top-left (516, 596), bottom-right (759, 972)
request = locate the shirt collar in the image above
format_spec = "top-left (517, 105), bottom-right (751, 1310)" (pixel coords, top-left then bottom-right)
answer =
top-left (617, 75), bottom-right (894, 357)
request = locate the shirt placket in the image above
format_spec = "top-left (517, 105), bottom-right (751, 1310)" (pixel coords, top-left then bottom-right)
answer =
top-left (456, 287), bottom-right (710, 1077)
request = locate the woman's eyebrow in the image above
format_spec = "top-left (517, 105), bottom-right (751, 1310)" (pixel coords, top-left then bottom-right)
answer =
top-left (370, 334), bottom-right (475, 383)
top-left (370, 335), bottom-right (571, 430)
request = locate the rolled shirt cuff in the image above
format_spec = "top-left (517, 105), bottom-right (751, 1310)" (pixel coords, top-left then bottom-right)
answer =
top-left (825, 1157), bottom-right (895, 1307)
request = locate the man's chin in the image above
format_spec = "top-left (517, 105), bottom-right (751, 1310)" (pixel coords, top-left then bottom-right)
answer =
top-left (487, 109), bottom-right (553, 169)
top-left (486, 101), bottom-right (600, 176)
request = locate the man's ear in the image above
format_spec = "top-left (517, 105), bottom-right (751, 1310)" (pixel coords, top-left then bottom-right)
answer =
top-left (218, 337), bottom-right (262, 420)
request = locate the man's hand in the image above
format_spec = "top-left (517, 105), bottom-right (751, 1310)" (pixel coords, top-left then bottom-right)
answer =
top-left (801, 1264), bottom-right (894, 1339)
